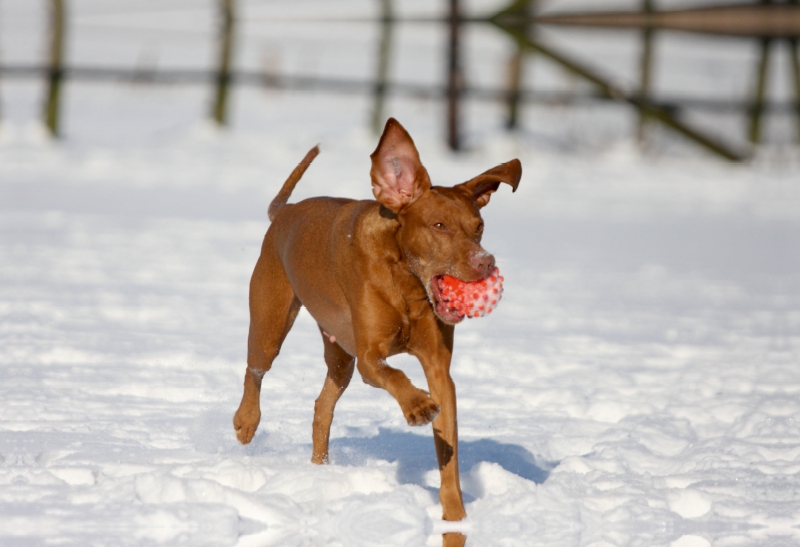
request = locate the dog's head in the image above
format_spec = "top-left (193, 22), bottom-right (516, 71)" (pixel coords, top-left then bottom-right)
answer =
top-left (370, 118), bottom-right (521, 325)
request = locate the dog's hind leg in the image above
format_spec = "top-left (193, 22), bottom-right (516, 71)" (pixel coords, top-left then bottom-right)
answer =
top-left (233, 246), bottom-right (301, 445)
top-left (311, 327), bottom-right (355, 464)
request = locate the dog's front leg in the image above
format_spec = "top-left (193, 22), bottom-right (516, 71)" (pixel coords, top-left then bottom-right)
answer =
top-left (427, 365), bottom-right (465, 521)
top-left (413, 322), bottom-right (466, 521)
top-left (356, 345), bottom-right (441, 426)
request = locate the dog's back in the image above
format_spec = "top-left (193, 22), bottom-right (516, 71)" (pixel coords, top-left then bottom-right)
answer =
top-left (270, 198), bottom-right (354, 348)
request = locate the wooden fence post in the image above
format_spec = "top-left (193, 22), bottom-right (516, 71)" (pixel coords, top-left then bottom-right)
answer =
top-left (789, 38), bottom-right (800, 143)
top-left (505, 0), bottom-right (533, 130)
top-left (788, 0), bottom-right (800, 143)
top-left (371, 0), bottom-right (394, 135)
top-left (749, 36), bottom-right (772, 145)
top-left (44, 0), bottom-right (66, 137)
top-left (637, 0), bottom-right (654, 145)
top-left (506, 49), bottom-right (523, 130)
top-left (212, 0), bottom-right (235, 126)
top-left (447, 0), bottom-right (463, 151)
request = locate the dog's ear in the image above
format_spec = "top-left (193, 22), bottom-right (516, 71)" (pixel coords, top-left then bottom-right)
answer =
top-left (456, 159), bottom-right (521, 208)
top-left (370, 118), bottom-right (431, 213)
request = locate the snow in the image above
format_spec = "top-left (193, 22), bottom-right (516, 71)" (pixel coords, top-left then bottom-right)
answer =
top-left (2, 1), bottom-right (800, 545)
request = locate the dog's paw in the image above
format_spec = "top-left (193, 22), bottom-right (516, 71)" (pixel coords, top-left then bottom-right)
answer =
top-left (233, 407), bottom-right (261, 444)
top-left (404, 394), bottom-right (440, 426)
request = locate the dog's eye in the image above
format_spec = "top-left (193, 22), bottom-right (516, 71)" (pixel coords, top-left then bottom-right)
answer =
top-left (476, 222), bottom-right (484, 234)
top-left (432, 222), bottom-right (447, 231)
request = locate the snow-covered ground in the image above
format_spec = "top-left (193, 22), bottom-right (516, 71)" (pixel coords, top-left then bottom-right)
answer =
top-left (2, 1), bottom-right (800, 546)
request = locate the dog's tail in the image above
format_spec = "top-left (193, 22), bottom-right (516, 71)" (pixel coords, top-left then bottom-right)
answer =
top-left (268, 145), bottom-right (320, 222)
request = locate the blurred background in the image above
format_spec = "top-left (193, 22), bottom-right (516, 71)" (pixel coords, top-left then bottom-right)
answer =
top-left (2, 0), bottom-right (800, 160)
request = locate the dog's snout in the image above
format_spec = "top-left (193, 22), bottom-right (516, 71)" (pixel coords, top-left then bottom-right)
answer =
top-left (468, 251), bottom-right (495, 277)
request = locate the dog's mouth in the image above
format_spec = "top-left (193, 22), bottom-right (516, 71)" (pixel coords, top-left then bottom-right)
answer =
top-left (429, 275), bottom-right (466, 325)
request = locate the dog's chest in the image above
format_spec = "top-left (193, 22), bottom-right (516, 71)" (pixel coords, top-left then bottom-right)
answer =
top-left (389, 262), bottom-right (432, 322)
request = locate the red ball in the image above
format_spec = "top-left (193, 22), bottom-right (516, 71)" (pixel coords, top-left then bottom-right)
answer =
top-left (438, 267), bottom-right (504, 319)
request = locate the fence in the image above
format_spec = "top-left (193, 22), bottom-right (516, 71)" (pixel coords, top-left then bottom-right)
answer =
top-left (2, 0), bottom-right (800, 160)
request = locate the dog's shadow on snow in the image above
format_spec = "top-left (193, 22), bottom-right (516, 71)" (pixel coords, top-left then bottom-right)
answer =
top-left (329, 428), bottom-right (554, 501)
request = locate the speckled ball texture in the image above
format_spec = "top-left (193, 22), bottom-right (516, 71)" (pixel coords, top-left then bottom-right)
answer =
top-left (436, 267), bottom-right (504, 319)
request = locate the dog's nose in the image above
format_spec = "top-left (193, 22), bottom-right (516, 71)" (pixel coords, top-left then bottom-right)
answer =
top-left (468, 251), bottom-right (495, 277)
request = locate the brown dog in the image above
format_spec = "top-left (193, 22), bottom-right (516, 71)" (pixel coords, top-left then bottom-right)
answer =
top-left (233, 118), bottom-right (521, 521)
